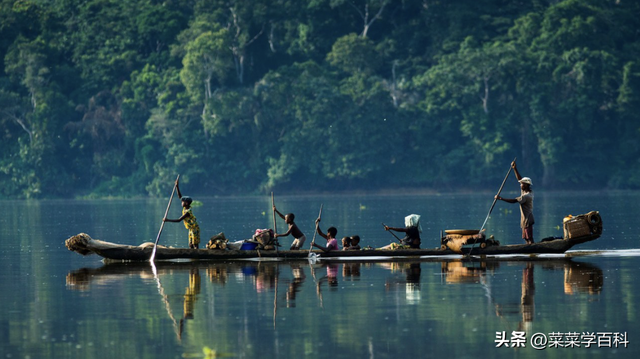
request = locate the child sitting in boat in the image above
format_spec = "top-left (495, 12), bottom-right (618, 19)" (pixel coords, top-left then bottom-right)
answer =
top-left (348, 235), bottom-right (361, 250)
top-left (163, 178), bottom-right (200, 249)
top-left (341, 235), bottom-right (362, 250)
top-left (273, 206), bottom-right (306, 250)
top-left (312, 218), bottom-right (339, 252)
top-left (341, 237), bottom-right (351, 250)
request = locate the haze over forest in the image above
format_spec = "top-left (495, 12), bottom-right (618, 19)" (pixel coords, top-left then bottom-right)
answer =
top-left (1, 0), bottom-right (639, 198)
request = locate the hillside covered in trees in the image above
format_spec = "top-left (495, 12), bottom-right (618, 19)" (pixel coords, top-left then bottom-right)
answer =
top-left (1, 0), bottom-right (640, 198)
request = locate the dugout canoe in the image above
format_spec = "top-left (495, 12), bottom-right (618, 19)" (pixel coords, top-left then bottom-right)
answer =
top-left (64, 231), bottom-right (602, 262)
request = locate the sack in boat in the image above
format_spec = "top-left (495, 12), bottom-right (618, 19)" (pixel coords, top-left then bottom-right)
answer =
top-left (253, 229), bottom-right (275, 250)
top-left (444, 232), bottom-right (486, 253)
top-left (206, 232), bottom-right (228, 250)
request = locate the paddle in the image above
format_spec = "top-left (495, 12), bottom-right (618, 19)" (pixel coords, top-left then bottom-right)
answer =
top-left (468, 158), bottom-right (516, 256)
top-left (382, 222), bottom-right (402, 242)
top-left (480, 157), bottom-right (517, 233)
top-left (308, 204), bottom-right (323, 258)
top-left (150, 174), bottom-right (180, 263)
top-left (271, 192), bottom-right (279, 254)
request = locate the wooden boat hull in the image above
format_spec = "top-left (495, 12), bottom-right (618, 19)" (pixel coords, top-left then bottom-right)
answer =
top-left (65, 232), bottom-right (601, 262)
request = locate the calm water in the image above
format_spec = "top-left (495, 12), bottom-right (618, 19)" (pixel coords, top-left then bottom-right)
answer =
top-left (1, 191), bottom-right (639, 358)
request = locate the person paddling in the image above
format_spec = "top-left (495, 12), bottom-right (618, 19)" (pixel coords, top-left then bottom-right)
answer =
top-left (381, 214), bottom-right (422, 249)
top-left (273, 206), bottom-right (306, 250)
top-left (495, 160), bottom-right (535, 244)
top-left (312, 218), bottom-right (339, 252)
top-left (163, 178), bottom-right (200, 249)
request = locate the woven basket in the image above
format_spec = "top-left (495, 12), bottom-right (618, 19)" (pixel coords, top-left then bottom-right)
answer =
top-left (563, 216), bottom-right (591, 239)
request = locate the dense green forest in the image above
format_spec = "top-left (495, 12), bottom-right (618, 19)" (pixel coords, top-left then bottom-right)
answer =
top-left (1, 0), bottom-right (640, 198)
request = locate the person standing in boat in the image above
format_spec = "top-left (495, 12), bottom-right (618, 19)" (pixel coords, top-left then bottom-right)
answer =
top-left (164, 178), bottom-right (201, 249)
top-left (495, 161), bottom-right (535, 244)
top-left (381, 214), bottom-right (422, 249)
top-left (272, 206), bottom-right (306, 250)
top-left (312, 218), bottom-right (339, 252)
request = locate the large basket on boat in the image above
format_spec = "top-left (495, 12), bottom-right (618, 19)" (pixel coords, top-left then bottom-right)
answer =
top-left (563, 211), bottom-right (602, 239)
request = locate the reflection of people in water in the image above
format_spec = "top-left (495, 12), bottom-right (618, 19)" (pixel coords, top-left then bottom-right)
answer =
top-left (179, 267), bottom-right (201, 338)
top-left (255, 264), bottom-right (278, 293)
top-left (313, 263), bottom-right (339, 307)
top-left (518, 262), bottom-right (535, 332)
top-left (319, 263), bottom-right (338, 288)
top-left (406, 263), bottom-right (421, 285)
top-left (487, 259), bottom-right (603, 330)
top-left (286, 264), bottom-right (306, 308)
top-left (405, 263), bottom-right (421, 303)
top-left (342, 263), bottom-right (361, 279)
top-left (381, 262), bottom-right (422, 303)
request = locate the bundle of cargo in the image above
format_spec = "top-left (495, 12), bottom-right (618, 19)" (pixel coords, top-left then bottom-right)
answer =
top-left (441, 229), bottom-right (498, 253)
top-left (563, 211), bottom-right (602, 239)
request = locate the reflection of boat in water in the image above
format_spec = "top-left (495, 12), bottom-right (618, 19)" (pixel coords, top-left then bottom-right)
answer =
top-left (66, 257), bottom-right (603, 289)
top-left (68, 257), bottom-right (602, 306)
top-left (441, 261), bottom-right (499, 284)
top-left (564, 261), bottom-right (603, 295)
top-left (66, 257), bottom-right (603, 333)
top-left (438, 258), bottom-right (604, 333)
top-left (439, 258), bottom-right (603, 294)
top-left (63, 256), bottom-right (607, 357)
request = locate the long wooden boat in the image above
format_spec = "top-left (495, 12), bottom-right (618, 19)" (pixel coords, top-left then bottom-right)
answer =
top-left (65, 230), bottom-right (601, 262)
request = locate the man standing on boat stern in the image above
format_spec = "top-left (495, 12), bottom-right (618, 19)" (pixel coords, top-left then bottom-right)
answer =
top-left (495, 161), bottom-right (535, 244)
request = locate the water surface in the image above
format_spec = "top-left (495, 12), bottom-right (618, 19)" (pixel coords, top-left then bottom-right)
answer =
top-left (0, 191), bottom-right (638, 358)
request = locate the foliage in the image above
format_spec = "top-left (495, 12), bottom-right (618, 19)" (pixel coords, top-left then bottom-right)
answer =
top-left (1, 0), bottom-right (639, 198)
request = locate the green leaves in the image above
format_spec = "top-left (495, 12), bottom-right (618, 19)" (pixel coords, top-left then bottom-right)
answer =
top-left (2, 0), bottom-right (640, 198)
top-left (180, 28), bottom-right (232, 103)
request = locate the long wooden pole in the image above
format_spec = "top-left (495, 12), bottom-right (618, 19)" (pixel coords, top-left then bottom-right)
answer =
top-left (382, 222), bottom-right (402, 241)
top-left (271, 192), bottom-right (277, 234)
top-left (308, 204), bottom-right (323, 256)
top-left (272, 192), bottom-right (279, 254)
top-left (479, 158), bottom-right (517, 233)
top-left (468, 158), bottom-right (515, 257)
top-left (150, 174), bottom-right (180, 263)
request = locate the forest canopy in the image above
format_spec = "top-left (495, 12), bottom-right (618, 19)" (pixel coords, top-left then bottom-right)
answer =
top-left (1, 0), bottom-right (639, 198)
